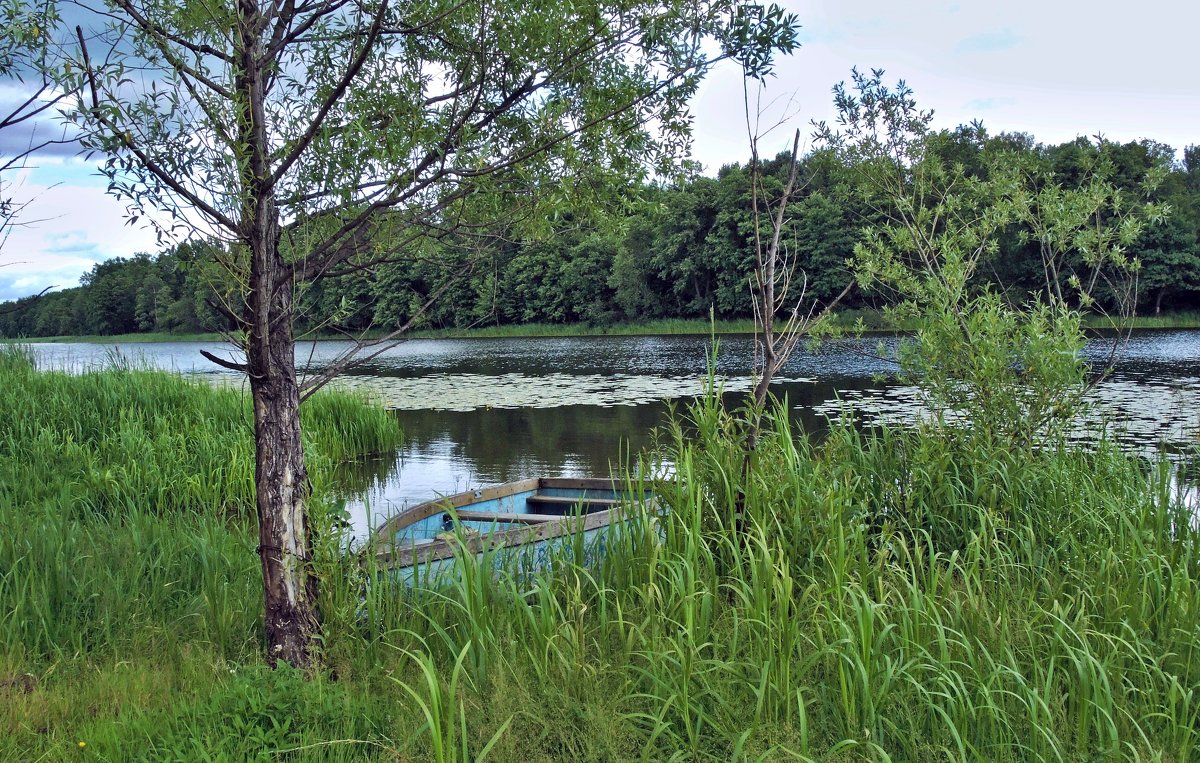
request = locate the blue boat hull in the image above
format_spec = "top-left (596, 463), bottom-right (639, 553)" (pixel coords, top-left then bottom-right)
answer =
top-left (370, 477), bottom-right (651, 583)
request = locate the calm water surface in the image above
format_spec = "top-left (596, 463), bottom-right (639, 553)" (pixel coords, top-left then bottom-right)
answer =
top-left (26, 330), bottom-right (1200, 540)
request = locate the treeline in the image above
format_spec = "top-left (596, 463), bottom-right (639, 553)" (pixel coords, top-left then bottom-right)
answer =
top-left (4, 129), bottom-right (1200, 338)
top-left (0, 240), bottom-right (228, 336)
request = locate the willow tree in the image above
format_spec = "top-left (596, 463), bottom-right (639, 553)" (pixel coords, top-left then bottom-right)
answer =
top-left (62, 0), bottom-right (798, 667)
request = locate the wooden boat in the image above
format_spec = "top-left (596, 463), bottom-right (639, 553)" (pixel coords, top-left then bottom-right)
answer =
top-left (370, 477), bottom-right (652, 582)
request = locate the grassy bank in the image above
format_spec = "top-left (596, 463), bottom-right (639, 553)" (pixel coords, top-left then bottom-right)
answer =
top-left (2, 351), bottom-right (1198, 760)
top-left (8, 309), bottom-right (1200, 345)
top-left (1, 319), bottom-right (760, 343)
top-left (7, 331), bottom-right (231, 344)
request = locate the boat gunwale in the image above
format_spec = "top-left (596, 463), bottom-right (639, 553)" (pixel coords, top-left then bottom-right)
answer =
top-left (370, 477), bottom-right (643, 570)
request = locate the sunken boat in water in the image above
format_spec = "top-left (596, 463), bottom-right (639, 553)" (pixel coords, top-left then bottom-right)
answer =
top-left (370, 477), bottom-right (653, 582)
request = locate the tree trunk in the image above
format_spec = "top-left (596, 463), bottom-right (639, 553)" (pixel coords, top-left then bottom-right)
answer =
top-left (246, 276), bottom-right (320, 669)
top-left (1154, 287), bottom-right (1164, 316)
top-left (233, 0), bottom-right (319, 670)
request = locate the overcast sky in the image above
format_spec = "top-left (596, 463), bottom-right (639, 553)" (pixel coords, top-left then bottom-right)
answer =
top-left (2, 0), bottom-right (1197, 302)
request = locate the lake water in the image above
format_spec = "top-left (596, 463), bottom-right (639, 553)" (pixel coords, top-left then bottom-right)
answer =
top-left (24, 330), bottom-right (1200, 541)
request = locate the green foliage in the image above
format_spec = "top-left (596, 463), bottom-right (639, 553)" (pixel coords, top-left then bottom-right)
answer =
top-left (790, 191), bottom-right (857, 303)
top-left (0, 346), bottom-right (400, 659)
top-left (652, 396), bottom-right (1200, 760)
top-left (0, 347), bottom-right (400, 519)
top-left (391, 641), bottom-right (514, 763)
top-left (56, 0), bottom-right (801, 306)
top-left (1, 0), bottom-right (63, 257)
top-left (898, 295), bottom-right (1088, 446)
top-left (819, 69), bottom-right (1168, 446)
top-left (0, 1), bottom-right (54, 76)
top-left (0, 240), bottom-right (235, 338)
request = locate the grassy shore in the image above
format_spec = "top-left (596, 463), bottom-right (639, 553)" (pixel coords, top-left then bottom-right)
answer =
top-left (7, 330), bottom-right (231, 344)
top-left (2, 319), bottom-right (757, 344)
top-left (9, 309), bottom-right (1200, 345)
top-left (2, 347), bottom-right (1197, 760)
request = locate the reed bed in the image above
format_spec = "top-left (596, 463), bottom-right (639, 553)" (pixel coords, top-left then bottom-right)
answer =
top-left (2, 346), bottom-right (1197, 761)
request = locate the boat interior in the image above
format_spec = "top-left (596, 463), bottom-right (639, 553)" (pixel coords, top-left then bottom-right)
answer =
top-left (377, 478), bottom-right (640, 549)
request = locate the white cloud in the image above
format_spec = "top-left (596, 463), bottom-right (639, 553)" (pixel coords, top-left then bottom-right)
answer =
top-left (955, 30), bottom-right (1021, 54)
top-left (1, 163), bottom-right (161, 296)
top-left (689, 0), bottom-right (1200, 172)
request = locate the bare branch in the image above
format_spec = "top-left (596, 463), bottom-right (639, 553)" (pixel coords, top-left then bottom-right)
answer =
top-left (0, 284), bottom-right (54, 315)
top-left (100, 1), bottom-right (236, 97)
top-left (200, 348), bottom-right (252, 373)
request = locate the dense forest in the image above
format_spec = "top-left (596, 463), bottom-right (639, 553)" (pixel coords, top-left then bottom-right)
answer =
top-left (3, 128), bottom-right (1199, 338)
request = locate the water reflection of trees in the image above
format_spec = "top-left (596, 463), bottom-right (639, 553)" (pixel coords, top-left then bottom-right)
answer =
top-left (327, 450), bottom-right (399, 499)
top-left (396, 403), bottom-right (667, 476)
top-left (329, 377), bottom-right (883, 498)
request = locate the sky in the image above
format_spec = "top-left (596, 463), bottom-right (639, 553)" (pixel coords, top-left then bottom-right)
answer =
top-left (1, 0), bottom-right (1198, 302)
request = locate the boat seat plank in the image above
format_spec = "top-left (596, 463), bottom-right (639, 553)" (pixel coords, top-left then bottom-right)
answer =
top-left (526, 495), bottom-right (620, 507)
top-left (452, 510), bottom-right (558, 524)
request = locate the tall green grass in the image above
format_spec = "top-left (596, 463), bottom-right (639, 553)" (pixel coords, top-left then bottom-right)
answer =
top-left (2, 346), bottom-right (1197, 761)
top-left (0, 347), bottom-right (406, 760)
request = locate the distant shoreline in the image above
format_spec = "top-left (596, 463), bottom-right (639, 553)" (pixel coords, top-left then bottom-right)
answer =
top-left (5, 310), bottom-right (1199, 344)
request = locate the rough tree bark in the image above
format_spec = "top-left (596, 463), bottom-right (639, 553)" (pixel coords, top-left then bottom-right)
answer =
top-left (237, 0), bottom-right (318, 668)
top-left (246, 258), bottom-right (318, 668)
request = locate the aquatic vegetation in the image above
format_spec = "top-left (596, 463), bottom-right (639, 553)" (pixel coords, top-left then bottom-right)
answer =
top-left (329, 370), bottom-right (818, 411)
top-left (815, 371), bottom-right (1200, 457)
